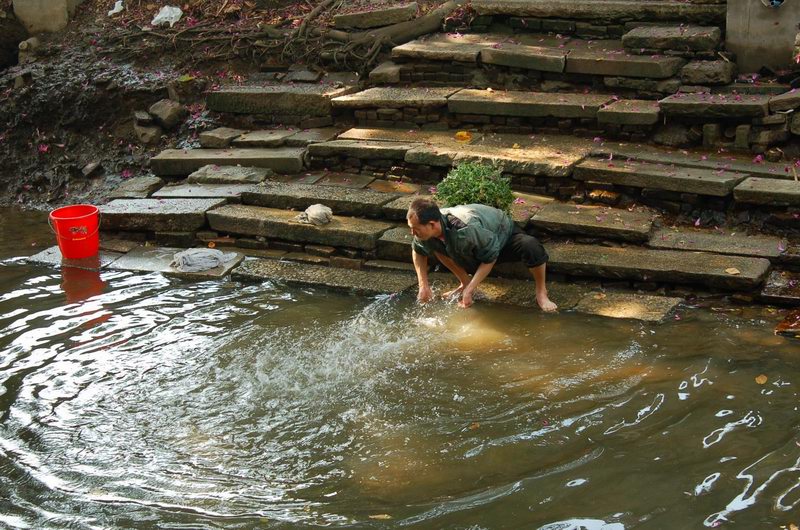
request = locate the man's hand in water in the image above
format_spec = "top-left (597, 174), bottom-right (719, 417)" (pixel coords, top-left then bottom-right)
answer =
top-left (458, 287), bottom-right (475, 308)
top-left (417, 285), bottom-right (433, 303)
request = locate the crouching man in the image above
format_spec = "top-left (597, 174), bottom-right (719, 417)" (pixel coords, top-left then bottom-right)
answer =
top-left (407, 198), bottom-right (557, 312)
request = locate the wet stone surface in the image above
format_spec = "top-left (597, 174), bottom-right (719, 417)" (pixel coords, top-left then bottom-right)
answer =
top-left (232, 258), bottom-right (417, 295)
top-left (574, 292), bottom-right (683, 322)
top-left (108, 246), bottom-right (244, 279)
top-left (759, 270), bottom-right (800, 306)
top-left (100, 198), bottom-right (227, 232)
top-left (26, 246), bottom-right (123, 270)
top-left (775, 310), bottom-right (800, 338)
top-left (108, 176), bottom-right (164, 199)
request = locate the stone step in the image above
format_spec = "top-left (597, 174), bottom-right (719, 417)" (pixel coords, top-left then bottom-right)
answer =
top-left (659, 93), bottom-right (772, 118)
top-left (152, 183), bottom-right (258, 200)
top-left (621, 26), bottom-right (722, 53)
top-left (597, 99), bottom-right (661, 126)
top-left (99, 198), bottom-right (227, 232)
top-left (332, 87), bottom-right (461, 109)
top-left (648, 228), bottom-right (788, 260)
top-left (448, 89), bottom-right (613, 119)
top-left (308, 140), bottom-right (420, 161)
top-left (590, 143), bottom-right (799, 181)
top-left (574, 158), bottom-right (748, 196)
top-left (240, 182), bottom-right (401, 218)
top-left (565, 49), bottom-right (684, 79)
top-left (206, 83), bottom-right (355, 117)
top-left (760, 270), bottom-right (800, 306)
top-left (232, 258), bottom-right (417, 295)
top-left (336, 127), bottom-right (594, 177)
top-left (471, 0), bottom-right (726, 25)
top-left (548, 243), bottom-right (772, 291)
top-left (733, 177), bottom-right (800, 206)
top-left (151, 148), bottom-right (306, 176)
top-left (187, 165), bottom-right (272, 185)
top-left (207, 204), bottom-right (396, 250)
top-left (531, 203), bottom-right (655, 242)
top-left (333, 2), bottom-right (417, 29)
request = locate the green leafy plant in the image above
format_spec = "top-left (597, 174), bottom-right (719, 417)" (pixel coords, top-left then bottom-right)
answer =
top-left (434, 162), bottom-right (514, 212)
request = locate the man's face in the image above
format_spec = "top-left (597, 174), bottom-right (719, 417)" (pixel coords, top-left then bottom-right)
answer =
top-left (408, 214), bottom-right (439, 241)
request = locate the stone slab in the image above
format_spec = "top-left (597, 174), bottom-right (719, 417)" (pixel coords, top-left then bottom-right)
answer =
top-left (364, 259), bottom-right (416, 273)
top-left (574, 159), bottom-right (748, 196)
top-left (108, 176), bottom-right (164, 199)
top-left (391, 39), bottom-right (486, 63)
top-left (597, 99), bottom-right (661, 126)
top-left (769, 90), bottom-right (800, 113)
top-left (206, 84), bottom-right (355, 116)
top-left (368, 179), bottom-right (422, 194)
top-left (241, 182), bottom-right (398, 217)
top-left (532, 203), bottom-right (654, 242)
top-left (369, 61), bottom-right (402, 84)
top-left (26, 246), bottom-right (122, 271)
top-left (382, 193), bottom-right (431, 220)
top-left (377, 226), bottom-right (415, 262)
top-left (622, 26), bottom-right (722, 52)
top-left (99, 239), bottom-right (141, 253)
top-left (207, 205), bottom-right (395, 250)
top-left (566, 49), bottom-right (685, 79)
top-left (734, 177), bottom-right (800, 206)
top-left (285, 128), bottom-right (342, 147)
top-left (272, 173), bottom-right (325, 185)
top-left (759, 270), bottom-right (800, 306)
top-left (107, 246), bottom-right (244, 279)
top-left (480, 45), bottom-right (566, 73)
top-left (659, 93), bottom-right (771, 118)
top-left (315, 172), bottom-right (376, 189)
top-left (648, 228), bottom-right (787, 259)
top-left (471, 0), bottom-right (726, 25)
top-left (334, 2), bottom-right (417, 29)
top-left (548, 243), bottom-right (772, 291)
top-left (574, 292), bottom-right (682, 322)
top-left (232, 258), bottom-right (417, 295)
top-left (199, 127), bottom-right (245, 148)
top-left (151, 148), bottom-right (306, 176)
top-left (332, 87), bottom-right (460, 109)
top-left (151, 184), bottom-right (258, 199)
top-left (448, 89), bottom-right (613, 119)
top-left (231, 130), bottom-right (296, 148)
top-left (187, 165), bottom-right (272, 185)
top-left (99, 198), bottom-right (227, 232)
top-left (308, 140), bottom-right (420, 161)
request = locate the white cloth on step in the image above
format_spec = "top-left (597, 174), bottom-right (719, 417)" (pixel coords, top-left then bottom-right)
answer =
top-left (294, 204), bottom-right (333, 226)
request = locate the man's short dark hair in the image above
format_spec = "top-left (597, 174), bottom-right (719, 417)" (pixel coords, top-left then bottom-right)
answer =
top-left (407, 198), bottom-right (441, 224)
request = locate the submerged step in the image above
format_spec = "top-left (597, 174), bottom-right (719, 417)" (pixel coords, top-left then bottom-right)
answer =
top-left (206, 84), bottom-right (355, 116)
top-left (232, 258), bottom-right (417, 295)
top-left (448, 89), bottom-right (613, 119)
top-left (151, 148), bottom-right (306, 176)
top-left (573, 292), bottom-right (682, 322)
top-left (574, 158), bottom-right (748, 196)
top-left (207, 204), bottom-right (396, 250)
top-left (471, 0), bottom-right (726, 25)
top-left (648, 228), bottom-right (787, 260)
top-left (99, 198), bottom-right (227, 232)
top-left (760, 270), bottom-right (800, 306)
top-left (241, 182), bottom-right (400, 218)
top-left (531, 203), bottom-right (654, 242)
top-left (548, 243), bottom-right (771, 291)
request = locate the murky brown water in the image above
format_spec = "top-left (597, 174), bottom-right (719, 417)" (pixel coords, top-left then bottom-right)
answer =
top-left (0, 207), bottom-right (799, 529)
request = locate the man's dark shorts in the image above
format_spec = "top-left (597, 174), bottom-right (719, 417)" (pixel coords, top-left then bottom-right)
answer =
top-left (496, 226), bottom-right (549, 268)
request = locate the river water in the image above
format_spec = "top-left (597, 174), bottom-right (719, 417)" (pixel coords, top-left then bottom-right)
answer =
top-left (0, 207), bottom-right (798, 529)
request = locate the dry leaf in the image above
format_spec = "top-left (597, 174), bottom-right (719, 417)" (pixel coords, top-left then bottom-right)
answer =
top-left (469, 422), bottom-right (480, 430)
top-left (790, 524), bottom-right (799, 530)
top-left (755, 374), bottom-right (768, 385)
top-left (725, 267), bottom-right (741, 275)
top-left (208, 241), bottom-right (216, 248)
top-left (593, 293), bottom-right (607, 300)
top-left (454, 131), bottom-right (472, 143)
top-left (369, 514), bottom-right (393, 520)
top-left (512, 143), bottom-right (521, 149)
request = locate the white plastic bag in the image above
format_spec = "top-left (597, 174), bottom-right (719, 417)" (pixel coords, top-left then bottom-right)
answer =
top-left (108, 0), bottom-right (124, 16)
top-left (151, 6), bottom-right (183, 27)
top-left (294, 204), bottom-right (333, 226)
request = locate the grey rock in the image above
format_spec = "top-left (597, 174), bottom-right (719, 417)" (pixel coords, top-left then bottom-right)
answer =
top-left (148, 99), bottom-right (188, 130)
top-left (680, 60), bottom-right (736, 86)
top-left (134, 123), bottom-right (162, 145)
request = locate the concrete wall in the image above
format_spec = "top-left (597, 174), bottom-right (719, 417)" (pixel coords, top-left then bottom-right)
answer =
top-left (12, 0), bottom-right (85, 34)
top-left (727, 0), bottom-right (800, 74)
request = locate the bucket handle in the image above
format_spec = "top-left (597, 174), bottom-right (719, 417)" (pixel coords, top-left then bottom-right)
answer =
top-left (48, 213), bottom-right (101, 242)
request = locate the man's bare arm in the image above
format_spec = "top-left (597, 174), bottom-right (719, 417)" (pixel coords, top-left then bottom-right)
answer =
top-left (412, 249), bottom-right (433, 303)
top-left (460, 260), bottom-right (496, 308)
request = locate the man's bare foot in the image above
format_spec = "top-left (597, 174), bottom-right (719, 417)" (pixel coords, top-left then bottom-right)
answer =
top-left (536, 292), bottom-right (558, 312)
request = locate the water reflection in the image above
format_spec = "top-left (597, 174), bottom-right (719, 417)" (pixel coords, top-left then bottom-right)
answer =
top-left (0, 208), bottom-right (798, 528)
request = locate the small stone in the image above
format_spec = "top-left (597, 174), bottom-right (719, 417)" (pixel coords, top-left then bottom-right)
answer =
top-left (81, 162), bottom-right (103, 178)
top-left (681, 60), bottom-right (736, 86)
top-left (134, 123), bottom-right (162, 145)
top-left (653, 123), bottom-right (692, 147)
top-left (199, 127), bottom-right (245, 148)
top-left (734, 124), bottom-right (751, 150)
top-left (148, 99), bottom-right (188, 130)
top-left (330, 256), bottom-right (363, 270)
top-left (134, 110), bottom-right (153, 125)
top-left (765, 147), bottom-right (783, 162)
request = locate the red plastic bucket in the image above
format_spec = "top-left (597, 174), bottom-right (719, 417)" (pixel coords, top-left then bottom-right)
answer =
top-left (49, 204), bottom-right (100, 260)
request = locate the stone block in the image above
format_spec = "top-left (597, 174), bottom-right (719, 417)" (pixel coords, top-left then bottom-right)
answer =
top-left (109, 176), bottom-right (164, 199)
top-left (199, 127), bottom-right (245, 148)
top-left (151, 148), bottom-right (305, 176)
top-left (334, 2), bottom-right (417, 29)
top-left (99, 198), bottom-right (226, 232)
top-left (187, 165), bottom-right (272, 185)
top-left (622, 25), bottom-right (722, 52)
top-left (148, 99), bottom-right (187, 130)
top-left (680, 60), bottom-right (736, 85)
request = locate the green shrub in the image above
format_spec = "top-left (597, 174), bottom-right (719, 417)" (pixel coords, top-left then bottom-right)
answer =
top-left (434, 162), bottom-right (514, 212)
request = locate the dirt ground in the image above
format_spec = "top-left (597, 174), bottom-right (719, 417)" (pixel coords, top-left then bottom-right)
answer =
top-left (0, 0), bottom-right (456, 210)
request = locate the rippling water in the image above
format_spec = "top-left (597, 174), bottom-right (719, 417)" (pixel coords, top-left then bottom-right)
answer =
top-left (0, 207), bottom-right (799, 529)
